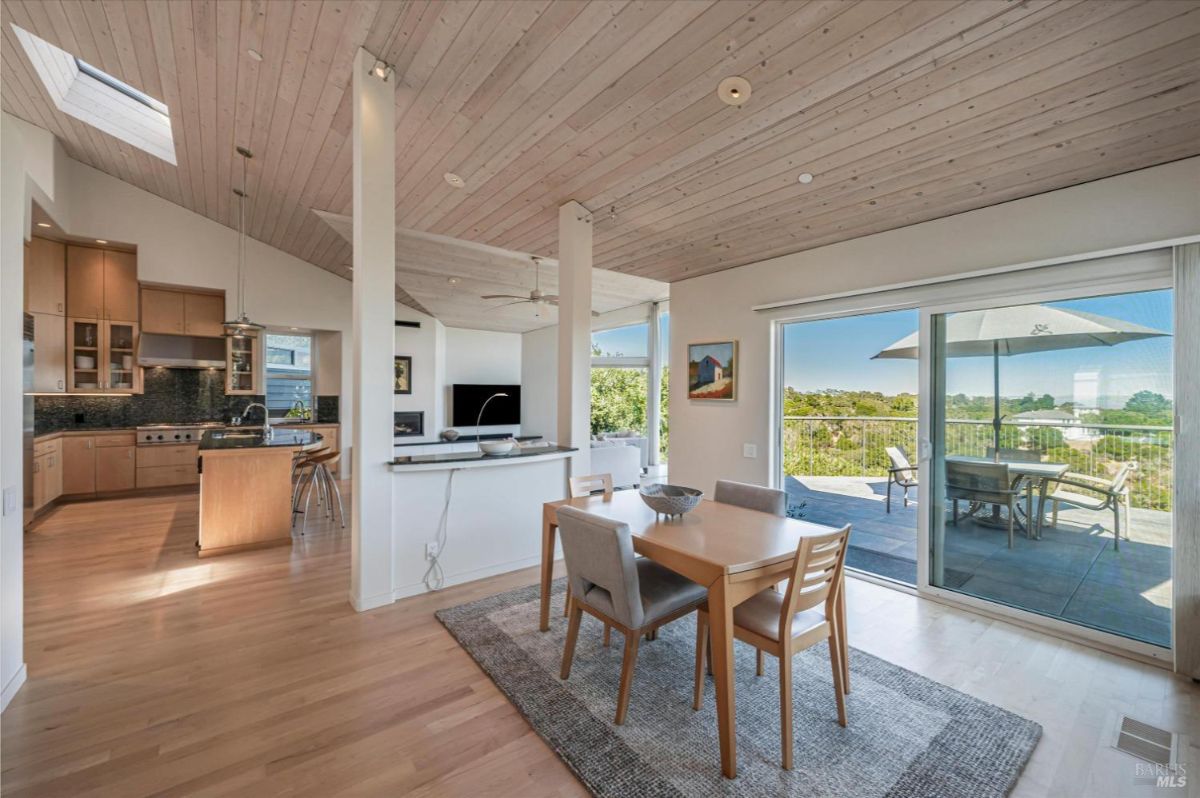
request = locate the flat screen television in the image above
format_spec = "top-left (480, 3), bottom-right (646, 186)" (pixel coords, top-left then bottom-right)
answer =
top-left (452, 384), bottom-right (521, 427)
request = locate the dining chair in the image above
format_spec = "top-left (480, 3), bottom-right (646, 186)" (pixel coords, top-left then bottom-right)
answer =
top-left (557, 506), bottom-right (708, 725)
top-left (1040, 462), bottom-right (1134, 550)
top-left (946, 460), bottom-right (1020, 548)
top-left (564, 474), bottom-right (617, 644)
top-left (692, 524), bottom-right (852, 770)
top-left (713, 479), bottom-right (787, 516)
top-left (884, 446), bottom-right (918, 513)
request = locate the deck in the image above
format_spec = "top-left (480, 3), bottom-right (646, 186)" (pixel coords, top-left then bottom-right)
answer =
top-left (785, 475), bottom-right (1171, 648)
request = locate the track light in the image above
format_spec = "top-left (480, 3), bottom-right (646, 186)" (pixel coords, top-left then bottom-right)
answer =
top-left (370, 59), bottom-right (394, 82)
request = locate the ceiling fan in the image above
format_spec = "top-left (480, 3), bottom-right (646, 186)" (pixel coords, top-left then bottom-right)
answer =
top-left (482, 256), bottom-right (599, 316)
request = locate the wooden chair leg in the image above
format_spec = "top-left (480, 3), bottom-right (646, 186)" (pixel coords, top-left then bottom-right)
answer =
top-left (756, 648), bottom-right (764, 677)
top-left (560, 602), bottom-right (583, 680)
top-left (693, 611), bottom-right (708, 711)
top-left (614, 632), bottom-right (641, 725)
top-left (779, 647), bottom-right (793, 770)
top-left (837, 586), bottom-right (850, 693)
top-left (603, 624), bottom-right (611, 648)
top-left (828, 631), bottom-right (848, 727)
top-left (563, 584), bottom-right (571, 618)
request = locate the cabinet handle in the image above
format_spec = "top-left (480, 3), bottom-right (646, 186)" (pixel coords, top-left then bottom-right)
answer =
top-left (57, 302), bottom-right (63, 312)
top-left (87, 440), bottom-right (93, 449)
top-left (128, 450), bottom-right (134, 459)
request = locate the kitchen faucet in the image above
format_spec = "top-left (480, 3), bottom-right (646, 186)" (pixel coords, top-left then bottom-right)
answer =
top-left (242, 402), bottom-right (273, 439)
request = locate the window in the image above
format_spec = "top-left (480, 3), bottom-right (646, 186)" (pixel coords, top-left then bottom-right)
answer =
top-left (11, 24), bottom-right (176, 164)
top-left (265, 333), bottom-right (313, 419)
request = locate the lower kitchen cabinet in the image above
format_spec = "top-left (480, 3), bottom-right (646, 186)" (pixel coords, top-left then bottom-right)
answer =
top-left (95, 445), bottom-right (136, 493)
top-left (31, 438), bottom-right (63, 512)
top-left (61, 436), bottom-right (96, 494)
top-left (136, 444), bottom-right (199, 488)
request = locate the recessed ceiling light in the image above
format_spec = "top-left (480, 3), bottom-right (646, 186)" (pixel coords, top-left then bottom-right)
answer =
top-left (95, 239), bottom-right (108, 244)
top-left (247, 48), bottom-right (263, 62)
top-left (37, 222), bottom-right (51, 228)
top-left (289, 327), bottom-right (299, 331)
top-left (444, 172), bottom-right (465, 189)
top-left (798, 172), bottom-right (814, 184)
top-left (447, 277), bottom-right (460, 285)
top-left (717, 76), bottom-right (751, 107)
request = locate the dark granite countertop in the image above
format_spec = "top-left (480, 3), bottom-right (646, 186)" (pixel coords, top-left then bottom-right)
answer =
top-left (393, 433), bottom-right (542, 446)
top-left (199, 429), bottom-right (324, 450)
top-left (391, 444), bottom-right (575, 467)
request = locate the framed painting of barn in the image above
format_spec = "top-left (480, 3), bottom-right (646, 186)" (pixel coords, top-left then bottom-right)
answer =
top-left (687, 341), bottom-right (737, 401)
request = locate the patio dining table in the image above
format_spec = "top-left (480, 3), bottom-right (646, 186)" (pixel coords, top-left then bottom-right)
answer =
top-left (946, 455), bottom-right (1069, 538)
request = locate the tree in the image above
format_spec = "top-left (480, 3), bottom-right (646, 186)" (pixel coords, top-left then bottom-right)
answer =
top-left (1124, 390), bottom-right (1171, 416)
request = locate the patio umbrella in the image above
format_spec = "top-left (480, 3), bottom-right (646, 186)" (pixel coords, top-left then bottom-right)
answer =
top-left (871, 305), bottom-right (1169, 458)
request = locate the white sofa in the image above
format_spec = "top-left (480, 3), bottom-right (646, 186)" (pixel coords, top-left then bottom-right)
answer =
top-left (589, 442), bottom-right (641, 488)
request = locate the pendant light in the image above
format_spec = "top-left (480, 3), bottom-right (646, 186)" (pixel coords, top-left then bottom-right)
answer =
top-left (224, 146), bottom-right (265, 337)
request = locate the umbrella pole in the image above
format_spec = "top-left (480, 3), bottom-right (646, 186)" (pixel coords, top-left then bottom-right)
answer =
top-left (992, 341), bottom-right (1001, 461)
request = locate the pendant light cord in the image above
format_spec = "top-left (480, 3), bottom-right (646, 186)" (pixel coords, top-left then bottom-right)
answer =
top-left (239, 152), bottom-right (247, 320)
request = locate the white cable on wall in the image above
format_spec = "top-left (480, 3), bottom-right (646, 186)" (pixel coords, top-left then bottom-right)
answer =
top-left (422, 468), bottom-right (458, 591)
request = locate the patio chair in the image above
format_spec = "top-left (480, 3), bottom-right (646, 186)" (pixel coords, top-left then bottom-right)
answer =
top-left (945, 460), bottom-right (1021, 548)
top-left (885, 446), bottom-right (918, 513)
top-left (1040, 463), bottom-right (1134, 551)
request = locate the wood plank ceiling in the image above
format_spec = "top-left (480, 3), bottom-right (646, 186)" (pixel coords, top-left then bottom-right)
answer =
top-left (3, 0), bottom-right (1199, 318)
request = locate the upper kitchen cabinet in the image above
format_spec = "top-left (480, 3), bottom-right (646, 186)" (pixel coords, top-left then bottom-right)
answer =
top-left (25, 237), bottom-right (66, 315)
top-left (66, 246), bottom-right (138, 321)
top-left (226, 332), bottom-right (259, 395)
top-left (141, 287), bottom-right (225, 337)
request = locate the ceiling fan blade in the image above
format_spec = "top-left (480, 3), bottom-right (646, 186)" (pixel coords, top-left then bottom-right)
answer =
top-left (486, 300), bottom-right (530, 311)
top-left (480, 294), bottom-right (529, 300)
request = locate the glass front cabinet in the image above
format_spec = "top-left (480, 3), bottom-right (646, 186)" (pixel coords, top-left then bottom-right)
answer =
top-left (226, 332), bottom-right (260, 395)
top-left (67, 318), bottom-right (142, 394)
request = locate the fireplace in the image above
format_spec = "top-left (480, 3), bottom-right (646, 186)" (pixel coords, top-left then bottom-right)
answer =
top-left (394, 411), bottom-right (424, 438)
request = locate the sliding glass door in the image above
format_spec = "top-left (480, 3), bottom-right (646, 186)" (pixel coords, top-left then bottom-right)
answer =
top-left (926, 288), bottom-right (1174, 649)
top-left (779, 310), bottom-right (919, 585)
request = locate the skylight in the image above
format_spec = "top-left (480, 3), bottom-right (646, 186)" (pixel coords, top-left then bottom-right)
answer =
top-left (12, 24), bottom-right (176, 165)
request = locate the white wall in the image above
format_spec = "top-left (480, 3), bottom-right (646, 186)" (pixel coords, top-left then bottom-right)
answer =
top-left (394, 304), bottom-right (444, 442)
top-left (669, 157), bottom-right (1200, 496)
top-left (444, 327), bottom-right (522, 436)
top-left (521, 325), bottom-right (558, 440)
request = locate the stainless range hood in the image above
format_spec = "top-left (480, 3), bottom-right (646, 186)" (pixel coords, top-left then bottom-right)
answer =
top-left (138, 333), bottom-right (227, 369)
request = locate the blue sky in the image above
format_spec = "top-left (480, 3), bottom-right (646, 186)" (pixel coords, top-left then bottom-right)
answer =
top-left (782, 289), bottom-right (1173, 405)
top-left (592, 314), bottom-right (670, 358)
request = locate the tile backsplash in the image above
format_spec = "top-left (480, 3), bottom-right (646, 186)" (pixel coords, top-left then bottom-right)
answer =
top-left (34, 369), bottom-right (263, 434)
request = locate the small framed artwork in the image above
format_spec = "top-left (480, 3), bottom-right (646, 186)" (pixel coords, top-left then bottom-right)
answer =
top-left (394, 355), bottom-right (412, 395)
top-left (687, 341), bottom-right (737, 401)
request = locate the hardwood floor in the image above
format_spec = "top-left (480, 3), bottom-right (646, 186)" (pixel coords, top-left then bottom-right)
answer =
top-left (3, 485), bottom-right (1196, 796)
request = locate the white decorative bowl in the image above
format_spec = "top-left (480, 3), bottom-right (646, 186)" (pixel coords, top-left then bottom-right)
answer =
top-left (639, 484), bottom-right (703, 517)
top-left (479, 439), bottom-right (516, 455)
top-left (75, 355), bottom-right (96, 369)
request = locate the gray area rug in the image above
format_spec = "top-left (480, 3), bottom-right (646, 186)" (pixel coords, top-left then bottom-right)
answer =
top-left (436, 579), bottom-right (1041, 797)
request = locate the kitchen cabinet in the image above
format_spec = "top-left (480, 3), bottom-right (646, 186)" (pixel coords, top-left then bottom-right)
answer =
top-left (226, 332), bottom-right (259, 394)
top-left (140, 287), bottom-right (225, 337)
top-left (184, 292), bottom-right (225, 336)
top-left (67, 319), bottom-right (142, 394)
top-left (30, 312), bottom-right (66, 393)
top-left (62, 436), bottom-right (96, 494)
top-left (31, 439), bottom-right (63, 512)
top-left (140, 288), bottom-right (185, 333)
top-left (137, 444), bottom-right (199, 488)
top-left (66, 246), bottom-right (138, 322)
top-left (95, 444), bottom-right (136, 493)
top-left (66, 246), bottom-right (104, 319)
top-left (25, 237), bottom-right (66, 316)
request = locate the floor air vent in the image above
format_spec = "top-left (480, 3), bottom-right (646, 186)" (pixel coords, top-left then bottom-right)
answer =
top-left (1113, 715), bottom-right (1176, 766)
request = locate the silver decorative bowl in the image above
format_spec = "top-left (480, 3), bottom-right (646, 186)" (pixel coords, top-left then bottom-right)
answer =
top-left (639, 484), bottom-right (702, 518)
top-left (441, 429), bottom-right (460, 441)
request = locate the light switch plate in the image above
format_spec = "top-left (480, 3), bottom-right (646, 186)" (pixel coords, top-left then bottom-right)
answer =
top-left (743, 443), bottom-right (757, 459)
top-left (2, 486), bottom-right (17, 516)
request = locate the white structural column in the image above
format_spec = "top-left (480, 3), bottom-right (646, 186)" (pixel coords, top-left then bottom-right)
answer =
top-left (1174, 243), bottom-right (1199, 678)
top-left (557, 201), bottom-right (593, 476)
top-left (349, 48), bottom-right (396, 611)
top-left (646, 301), bottom-right (662, 467)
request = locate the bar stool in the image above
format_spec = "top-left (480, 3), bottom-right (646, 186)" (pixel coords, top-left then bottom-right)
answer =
top-left (291, 445), bottom-right (328, 529)
top-left (296, 450), bottom-right (344, 534)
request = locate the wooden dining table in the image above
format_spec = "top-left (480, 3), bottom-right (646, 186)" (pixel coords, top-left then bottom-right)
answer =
top-left (540, 490), bottom-right (844, 779)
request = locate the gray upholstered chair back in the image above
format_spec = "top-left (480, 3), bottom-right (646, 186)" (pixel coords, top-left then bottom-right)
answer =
top-left (713, 479), bottom-right (787, 516)
top-left (556, 506), bottom-right (644, 628)
top-left (946, 460), bottom-right (1013, 504)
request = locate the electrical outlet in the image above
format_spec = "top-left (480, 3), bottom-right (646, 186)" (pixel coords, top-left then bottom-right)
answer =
top-left (425, 542), bottom-right (439, 560)
top-left (743, 443), bottom-right (757, 459)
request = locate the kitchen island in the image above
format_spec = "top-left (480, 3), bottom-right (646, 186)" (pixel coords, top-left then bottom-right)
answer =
top-left (197, 428), bottom-right (324, 557)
